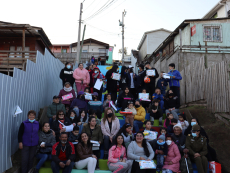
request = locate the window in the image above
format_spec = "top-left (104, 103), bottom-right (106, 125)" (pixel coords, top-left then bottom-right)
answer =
top-left (82, 50), bottom-right (88, 52)
top-left (203, 25), bottom-right (222, 42)
top-left (62, 49), bottom-right (67, 53)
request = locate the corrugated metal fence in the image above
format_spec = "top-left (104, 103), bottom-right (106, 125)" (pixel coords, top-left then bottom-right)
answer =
top-left (0, 49), bottom-right (65, 172)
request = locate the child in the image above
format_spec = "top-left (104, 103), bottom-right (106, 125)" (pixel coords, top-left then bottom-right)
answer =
top-left (167, 118), bottom-right (178, 135)
top-left (143, 120), bottom-right (158, 142)
top-left (103, 93), bottom-right (113, 110)
top-left (18, 110), bottom-right (39, 173)
top-left (140, 88), bottom-right (151, 110)
top-left (163, 113), bottom-right (173, 128)
top-left (148, 99), bottom-right (163, 125)
top-left (84, 87), bottom-right (90, 93)
top-left (158, 127), bottom-right (167, 138)
top-left (68, 110), bottom-right (77, 124)
top-left (152, 88), bottom-right (164, 110)
top-left (156, 71), bottom-right (168, 95)
top-left (76, 110), bottom-right (88, 134)
top-left (68, 126), bottom-right (79, 143)
top-left (86, 109), bottom-right (101, 125)
top-left (154, 135), bottom-right (168, 172)
top-left (178, 113), bottom-right (189, 134)
top-left (164, 93), bottom-right (180, 120)
top-left (124, 102), bottom-right (137, 128)
top-left (88, 92), bottom-right (103, 113)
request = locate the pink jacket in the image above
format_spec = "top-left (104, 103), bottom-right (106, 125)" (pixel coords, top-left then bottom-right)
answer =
top-left (73, 68), bottom-right (90, 84)
top-left (101, 117), bottom-right (120, 137)
top-left (108, 145), bottom-right (127, 163)
top-left (163, 119), bottom-right (171, 128)
top-left (163, 141), bottom-right (181, 172)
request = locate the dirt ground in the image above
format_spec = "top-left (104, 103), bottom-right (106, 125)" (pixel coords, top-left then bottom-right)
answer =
top-left (187, 106), bottom-right (230, 173)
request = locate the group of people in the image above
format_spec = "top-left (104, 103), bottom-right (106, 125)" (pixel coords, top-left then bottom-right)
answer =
top-left (18, 61), bottom-right (215, 173)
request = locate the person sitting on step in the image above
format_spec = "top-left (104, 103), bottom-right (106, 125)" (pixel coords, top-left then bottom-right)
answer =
top-left (148, 99), bottom-right (163, 126)
top-left (133, 99), bottom-right (146, 133)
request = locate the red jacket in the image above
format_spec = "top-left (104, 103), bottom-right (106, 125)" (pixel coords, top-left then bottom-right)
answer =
top-left (92, 68), bottom-right (105, 85)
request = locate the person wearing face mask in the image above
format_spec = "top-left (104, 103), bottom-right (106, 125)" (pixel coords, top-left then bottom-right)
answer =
top-left (51, 132), bottom-right (75, 173)
top-left (134, 64), bottom-right (145, 94)
top-left (18, 110), bottom-right (40, 173)
top-left (70, 91), bottom-right (88, 117)
top-left (164, 92), bottom-right (180, 120)
top-left (119, 66), bottom-right (130, 92)
top-left (162, 135), bottom-right (181, 173)
top-left (185, 125), bottom-right (208, 173)
top-left (60, 62), bottom-right (75, 87)
top-left (58, 82), bottom-right (76, 108)
top-left (105, 64), bottom-right (119, 102)
top-left (101, 108), bottom-right (120, 159)
top-left (133, 100), bottom-right (146, 133)
top-left (92, 67), bottom-right (105, 100)
top-left (35, 122), bottom-right (56, 173)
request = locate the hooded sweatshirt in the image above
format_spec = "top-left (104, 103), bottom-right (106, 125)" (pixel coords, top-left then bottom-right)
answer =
top-left (70, 91), bottom-right (87, 112)
top-left (59, 67), bottom-right (75, 87)
top-left (73, 67), bottom-right (90, 84)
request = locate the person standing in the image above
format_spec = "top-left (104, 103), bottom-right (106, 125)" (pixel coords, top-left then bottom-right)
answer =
top-left (144, 62), bottom-right (159, 99)
top-left (128, 66), bottom-right (137, 99)
top-left (119, 66), bottom-right (130, 91)
top-left (105, 65), bottom-right (119, 102)
top-left (73, 63), bottom-right (90, 94)
top-left (156, 71), bottom-right (168, 96)
top-left (134, 64), bottom-right (145, 94)
top-left (60, 62), bottom-right (75, 87)
top-left (167, 63), bottom-right (182, 104)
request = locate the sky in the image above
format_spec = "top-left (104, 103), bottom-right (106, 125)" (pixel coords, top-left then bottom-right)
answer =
top-left (1, 0), bottom-right (220, 60)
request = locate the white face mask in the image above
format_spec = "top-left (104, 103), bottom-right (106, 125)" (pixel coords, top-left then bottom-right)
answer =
top-left (166, 140), bottom-right (172, 146)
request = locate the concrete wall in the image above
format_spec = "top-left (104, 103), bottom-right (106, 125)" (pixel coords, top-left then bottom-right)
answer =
top-left (138, 37), bottom-right (147, 61)
top-left (218, 5), bottom-right (226, 18)
top-left (147, 31), bottom-right (171, 54)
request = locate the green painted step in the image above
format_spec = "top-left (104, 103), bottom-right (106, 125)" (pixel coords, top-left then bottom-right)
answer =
top-left (99, 159), bottom-right (109, 170)
top-left (39, 168), bottom-right (111, 173)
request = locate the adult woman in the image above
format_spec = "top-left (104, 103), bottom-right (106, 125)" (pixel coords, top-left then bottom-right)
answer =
top-left (76, 110), bottom-right (88, 134)
top-left (117, 86), bottom-right (134, 111)
top-left (35, 122), bottom-right (56, 173)
top-left (108, 135), bottom-right (132, 173)
top-left (60, 62), bottom-right (75, 87)
top-left (185, 125), bottom-right (208, 173)
top-left (18, 110), bottom-right (39, 173)
top-left (75, 133), bottom-right (97, 173)
top-left (119, 66), bottom-right (130, 91)
top-left (127, 132), bottom-right (155, 173)
top-left (101, 108), bottom-right (120, 159)
top-left (58, 82), bottom-right (76, 108)
top-left (105, 65), bottom-right (119, 102)
top-left (118, 123), bottom-right (134, 148)
top-left (70, 91), bottom-right (88, 117)
top-left (82, 116), bottom-right (103, 167)
top-left (92, 67), bottom-right (105, 101)
top-left (52, 110), bottom-right (72, 141)
top-left (73, 63), bottom-right (90, 94)
top-left (162, 135), bottom-right (181, 173)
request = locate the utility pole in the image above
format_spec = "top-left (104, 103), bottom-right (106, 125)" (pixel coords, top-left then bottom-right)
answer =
top-left (75, 3), bottom-right (83, 64)
top-left (119, 10), bottom-right (126, 65)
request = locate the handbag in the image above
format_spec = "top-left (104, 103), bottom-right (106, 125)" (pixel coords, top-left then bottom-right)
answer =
top-left (209, 162), bottom-right (221, 173)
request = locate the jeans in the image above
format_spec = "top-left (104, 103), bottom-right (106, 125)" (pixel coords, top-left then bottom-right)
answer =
top-left (159, 100), bottom-right (164, 110)
top-left (166, 109), bottom-right (179, 120)
top-left (162, 169), bottom-right (173, 173)
top-left (21, 146), bottom-right (37, 173)
top-left (36, 153), bottom-right (52, 169)
top-left (51, 160), bottom-right (74, 173)
top-left (133, 120), bottom-right (143, 133)
top-left (49, 118), bottom-right (53, 127)
top-left (157, 154), bottom-right (164, 169)
top-left (104, 135), bottom-right (116, 151)
top-left (78, 124), bottom-right (83, 134)
top-left (73, 107), bottom-right (80, 117)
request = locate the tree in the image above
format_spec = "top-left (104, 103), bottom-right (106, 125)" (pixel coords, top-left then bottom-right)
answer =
top-left (118, 47), bottom-right (128, 55)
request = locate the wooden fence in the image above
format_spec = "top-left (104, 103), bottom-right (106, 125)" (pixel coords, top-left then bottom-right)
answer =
top-left (180, 57), bottom-right (230, 113)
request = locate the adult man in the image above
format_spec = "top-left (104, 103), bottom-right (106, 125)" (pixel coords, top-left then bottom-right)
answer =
top-left (144, 62), bottom-right (159, 99)
top-left (128, 65), bottom-right (136, 99)
top-left (51, 132), bottom-right (75, 173)
top-left (47, 96), bottom-right (66, 126)
top-left (171, 124), bottom-right (188, 156)
top-left (167, 63), bottom-right (182, 104)
top-left (134, 64), bottom-right (145, 94)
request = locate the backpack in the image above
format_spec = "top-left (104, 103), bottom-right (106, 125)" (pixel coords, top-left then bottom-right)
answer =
top-left (180, 156), bottom-right (193, 173)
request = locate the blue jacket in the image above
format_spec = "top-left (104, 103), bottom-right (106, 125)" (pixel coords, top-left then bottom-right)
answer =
top-left (152, 93), bottom-right (164, 101)
top-left (167, 70), bottom-right (182, 87)
top-left (157, 78), bottom-right (168, 93)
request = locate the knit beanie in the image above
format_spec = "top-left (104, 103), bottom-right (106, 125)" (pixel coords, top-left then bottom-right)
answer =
top-left (158, 134), bottom-right (165, 141)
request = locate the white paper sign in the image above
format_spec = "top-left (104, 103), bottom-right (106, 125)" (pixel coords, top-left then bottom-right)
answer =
top-left (163, 73), bottom-right (171, 79)
top-left (139, 160), bottom-right (156, 169)
top-left (143, 130), bottom-right (158, 140)
top-left (94, 79), bottom-right (103, 90)
top-left (112, 73), bottom-right (120, 81)
top-left (15, 106), bottom-right (22, 116)
top-left (147, 70), bottom-right (155, 76)
top-left (58, 120), bottom-right (74, 132)
top-left (109, 101), bottom-right (117, 111)
top-left (139, 93), bottom-right (149, 100)
top-left (85, 93), bottom-right (93, 100)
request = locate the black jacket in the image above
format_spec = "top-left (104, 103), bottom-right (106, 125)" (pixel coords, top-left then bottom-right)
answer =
top-left (134, 70), bottom-right (145, 88)
top-left (52, 118), bottom-right (72, 142)
top-left (164, 97), bottom-right (180, 109)
top-left (117, 92), bottom-right (134, 110)
top-left (154, 142), bottom-right (168, 156)
top-left (145, 67), bottom-right (159, 85)
top-left (52, 141), bottom-right (76, 164)
top-left (68, 132), bottom-right (79, 142)
top-left (119, 66), bottom-right (130, 90)
top-left (105, 69), bottom-right (118, 91)
top-left (148, 105), bottom-right (163, 119)
top-left (59, 67), bottom-right (75, 87)
top-left (171, 133), bottom-right (186, 155)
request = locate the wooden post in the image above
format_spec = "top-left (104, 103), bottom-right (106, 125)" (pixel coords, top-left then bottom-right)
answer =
top-left (179, 29), bottom-right (182, 50)
top-left (22, 28), bottom-right (25, 70)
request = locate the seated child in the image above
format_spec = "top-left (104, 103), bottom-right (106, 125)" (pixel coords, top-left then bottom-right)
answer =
top-left (103, 93), bottom-right (116, 112)
top-left (156, 71), bottom-right (168, 96)
top-left (76, 110), bottom-right (88, 134)
top-left (68, 110), bottom-right (77, 124)
top-left (68, 126), bottom-right (79, 143)
top-left (148, 99), bottom-right (163, 125)
top-left (88, 93), bottom-right (103, 112)
top-left (140, 88), bottom-right (151, 110)
top-left (178, 113), bottom-right (189, 134)
top-left (143, 120), bottom-right (158, 142)
top-left (167, 118), bottom-right (178, 135)
top-left (86, 109), bottom-right (101, 125)
top-left (154, 135), bottom-right (168, 172)
top-left (84, 87), bottom-right (90, 94)
top-left (152, 88), bottom-right (164, 110)
top-left (163, 113), bottom-right (173, 128)
top-left (124, 102), bottom-right (136, 128)
top-left (157, 127), bottom-right (167, 138)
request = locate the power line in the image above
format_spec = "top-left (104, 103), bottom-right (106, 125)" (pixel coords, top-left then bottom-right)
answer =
top-left (100, 0), bottom-right (127, 17)
top-left (84, 0), bottom-right (96, 11)
top-left (85, 23), bottom-right (119, 35)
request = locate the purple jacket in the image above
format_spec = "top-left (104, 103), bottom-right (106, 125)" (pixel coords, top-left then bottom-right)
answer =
top-left (58, 89), bottom-right (76, 105)
top-left (22, 120), bottom-right (39, 146)
top-left (70, 98), bottom-right (87, 112)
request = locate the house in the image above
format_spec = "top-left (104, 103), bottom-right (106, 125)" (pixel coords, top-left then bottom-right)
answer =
top-left (202, 0), bottom-right (230, 19)
top-left (51, 44), bottom-right (71, 53)
top-left (137, 28), bottom-right (171, 62)
top-left (148, 18), bottom-right (230, 73)
top-left (0, 21), bottom-right (52, 75)
top-left (123, 55), bottom-right (131, 66)
top-left (131, 50), bottom-right (139, 73)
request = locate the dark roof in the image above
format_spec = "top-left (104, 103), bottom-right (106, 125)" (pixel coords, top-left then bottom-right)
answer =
top-left (71, 38), bottom-right (109, 48)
